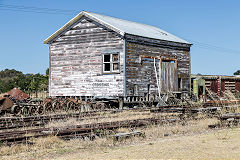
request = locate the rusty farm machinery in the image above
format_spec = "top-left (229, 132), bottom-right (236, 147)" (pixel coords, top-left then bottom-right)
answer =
top-left (0, 88), bottom-right (120, 116)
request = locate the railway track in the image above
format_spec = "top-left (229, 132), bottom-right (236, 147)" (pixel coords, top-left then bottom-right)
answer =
top-left (0, 105), bottom-right (224, 131)
top-left (0, 116), bottom-right (180, 144)
top-left (0, 108), bottom-right (156, 130)
top-left (0, 106), bottom-right (176, 130)
top-left (0, 104), bottom-right (232, 144)
top-left (0, 112), bottom-right (155, 131)
top-left (0, 112), bottom-right (98, 130)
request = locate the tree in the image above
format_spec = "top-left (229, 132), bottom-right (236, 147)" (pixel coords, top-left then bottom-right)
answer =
top-left (45, 68), bottom-right (49, 76)
top-left (0, 79), bottom-right (5, 93)
top-left (234, 70), bottom-right (240, 75)
top-left (0, 68), bottom-right (49, 93)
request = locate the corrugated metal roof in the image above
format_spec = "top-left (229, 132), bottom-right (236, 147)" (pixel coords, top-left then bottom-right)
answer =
top-left (86, 12), bottom-right (190, 44)
top-left (7, 88), bottom-right (30, 101)
top-left (44, 11), bottom-right (190, 44)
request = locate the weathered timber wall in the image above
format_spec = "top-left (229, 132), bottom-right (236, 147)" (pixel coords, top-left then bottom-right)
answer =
top-left (125, 38), bottom-right (191, 96)
top-left (49, 16), bottom-right (124, 97)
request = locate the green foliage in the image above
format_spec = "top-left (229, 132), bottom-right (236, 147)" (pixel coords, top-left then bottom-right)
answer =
top-left (46, 68), bottom-right (49, 76)
top-left (234, 70), bottom-right (240, 75)
top-left (0, 69), bottom-right (48, 93)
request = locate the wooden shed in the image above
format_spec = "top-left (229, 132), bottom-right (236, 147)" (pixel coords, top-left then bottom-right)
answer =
top-left (44, 11), bottom-right (192, 101)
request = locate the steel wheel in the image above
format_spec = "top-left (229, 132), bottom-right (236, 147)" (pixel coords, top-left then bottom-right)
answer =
top-left (43, 102), bottom-right (53, 113)
top-left (21, 106), bottom-right (29, 116)
top-left (11, 104), bottom-right (21, 115)
top-left (37, 105), bottom-right (44, 114)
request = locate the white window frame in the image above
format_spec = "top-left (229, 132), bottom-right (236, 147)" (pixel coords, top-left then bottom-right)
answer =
top-left (102, 53), bottom-right (120, 74)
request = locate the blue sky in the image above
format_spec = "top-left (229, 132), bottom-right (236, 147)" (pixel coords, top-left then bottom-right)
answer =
top-left (0, 0), bottom-right (239, 75)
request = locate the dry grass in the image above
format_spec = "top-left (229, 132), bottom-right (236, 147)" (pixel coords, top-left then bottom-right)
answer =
top-left (145, 117), bottom-right (217, 139)
top-left (0, 117), bottom-right (220, 160)
top-left (0, 110), bottom-right (166, 133)
top-left (224, 90), bottom-right (237, 100)
top-left (46, 111), bottom-right (179, 130)
top-left (74, 128), bottom-right (240, 160)
top-left (221, 90), bottom-right (240, 113)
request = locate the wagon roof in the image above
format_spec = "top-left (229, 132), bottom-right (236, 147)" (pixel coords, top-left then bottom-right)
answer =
top-left (44, 11), bottom-right (191, 45)
top-left (192, 74), bottom-right (240, 80)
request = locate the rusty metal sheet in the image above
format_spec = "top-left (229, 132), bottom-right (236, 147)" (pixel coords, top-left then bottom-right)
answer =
top-left (0, 97), bottom-right (13, 111)
top-left (7, 88), bottom-right (30, 101)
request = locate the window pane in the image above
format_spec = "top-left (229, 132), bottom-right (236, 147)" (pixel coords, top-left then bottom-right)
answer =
top-left (112, 54), bottom-right (119, 62)
top-left (104, 54), bottom-right (110, 62)
top-left (113, 63), bottom-right (119, 71)
top-left (104, 63), bottom-right (110, 71)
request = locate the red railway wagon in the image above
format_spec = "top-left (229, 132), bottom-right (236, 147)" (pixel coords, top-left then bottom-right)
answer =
top-left (192, 75), bottom-right (240, 97)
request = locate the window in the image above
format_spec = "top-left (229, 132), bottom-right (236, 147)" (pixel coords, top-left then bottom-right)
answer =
top-left (103, 53), bottom-right (120, 73)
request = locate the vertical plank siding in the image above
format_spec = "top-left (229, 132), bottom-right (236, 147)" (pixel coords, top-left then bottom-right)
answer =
top-left (161, 62), bottom-right (178, 92)
top-left (125, 39), bottom-right (191, 96)
top-left (49, 17), bottom-right (124, 97)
